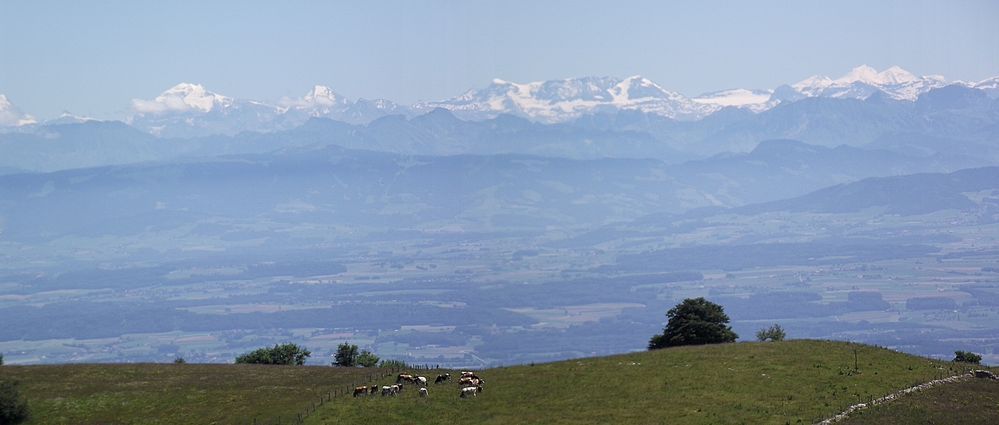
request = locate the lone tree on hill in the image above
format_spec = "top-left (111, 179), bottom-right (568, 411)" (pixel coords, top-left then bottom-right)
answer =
top-left (333, 342), bottom-right (360, 367)
top-left (756, 323), bottom-right (786, 342)
top-left (649, 297), bottom-right (738, 349)
top-left (235, 343), bottom-right (311, 365)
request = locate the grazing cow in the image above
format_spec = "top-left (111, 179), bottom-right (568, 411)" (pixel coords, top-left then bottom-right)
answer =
top-left (369, 385), bottom-right (379, 395)
top-left (419, 387), bottom-right (429, 397)
top-left (397, 373), bottom-right (416, 384)
top-left (353, 386), bottom-right (368, 397)
top-left (458, 377), bottom-right (483, 387)
top-left (435, 373), bottom-right (451, 384)
top-left (416, 376), bottom-right (428, 387)
top-left (460, 371), bottom-right (474, 378)
top-left (381, 386), bottom-right (394, 396)
top-left (459, 385), bottom-right (482, 398)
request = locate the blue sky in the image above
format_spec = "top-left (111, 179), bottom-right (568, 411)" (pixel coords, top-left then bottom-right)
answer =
top-left (1, 0), bottom-right (997, 119)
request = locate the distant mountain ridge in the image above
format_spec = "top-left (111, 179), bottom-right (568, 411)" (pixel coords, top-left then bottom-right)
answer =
top-left (3, 65), bottom-right (997, 137)
top-left (2, 81), bottom-right (998, 174)
top-left (737, 166), bottom-right (999, 216)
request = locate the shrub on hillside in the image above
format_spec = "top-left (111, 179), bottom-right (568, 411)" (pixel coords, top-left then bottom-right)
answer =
top-left (756, 324), bottom-right (786, 342)
top-left (954, 350), bottom-right (982, 364)
top-left (356, 350), bottom-right (380, 367)
top-left (649, 297), bottom-right (738, 349)
top-left (173, 357), bottom-right (186, 364)
top-left (235, 343), bottom-right (311, 365)
top-left (332, 343), bottom-right (359, 367)
top-left (378, 359), bottom-right (409, 369)
top-left (0, 380), bottom-right (29, 424)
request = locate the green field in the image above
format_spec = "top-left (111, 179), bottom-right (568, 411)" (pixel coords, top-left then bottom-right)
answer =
top-left (1, 341), bottom-right (994, 425)
top-left (0, 363), bottom-right (388, 425)
top-left (306, 341), bottom-right (988, 425)
top-left (840, 378), bottom-right (999, 425)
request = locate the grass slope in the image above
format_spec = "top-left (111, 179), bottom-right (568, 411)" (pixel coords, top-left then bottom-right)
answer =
top-left (840, 378), bottom-right (999, 425)
top-left (306, 341), bottom-right (987, 425)
top-left (0, 363), bottom-right (385, 425)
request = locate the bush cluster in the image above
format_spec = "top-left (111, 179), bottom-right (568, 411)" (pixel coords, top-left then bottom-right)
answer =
top-left (235, 343), bottom-right (311, 365)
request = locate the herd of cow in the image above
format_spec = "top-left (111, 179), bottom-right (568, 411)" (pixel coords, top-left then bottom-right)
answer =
top-left (352, 371), bottom-right (486, 399)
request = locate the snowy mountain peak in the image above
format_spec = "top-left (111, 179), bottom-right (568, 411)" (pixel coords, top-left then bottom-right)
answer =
top-left (836, 64), bottom-right (881, 84)
top-left (792, 65), bottom-right (947, 101)
top-left (303, 85), bottom-right (342, 105)
top-left (692, 88), bottom-right (776, 111)
top-left (834, 64), bottom-right (918, 86)
top-left (0, 94), bottom-right (38, 127)
top-left (612, 75), bottom-right (682, 102)
top-left (878, 66), bottom-right (919, 84)
top-left (791, 75), bottom-right (833, 91)
top-left (279, 84), bottom-right (349, 114)
top-left (415, 75), bottom-right (719, 122)
top-left (132, 83), bottom-right (232, 114)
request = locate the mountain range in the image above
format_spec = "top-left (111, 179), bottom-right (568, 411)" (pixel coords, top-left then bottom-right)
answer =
top-left (2, 65), bottom-right (997, 138)
top-left (4, 77), bottom-right (997, 175)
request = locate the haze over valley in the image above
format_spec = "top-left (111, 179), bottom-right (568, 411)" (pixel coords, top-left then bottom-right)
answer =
top-left (2, 62), bottom-right (999, 368)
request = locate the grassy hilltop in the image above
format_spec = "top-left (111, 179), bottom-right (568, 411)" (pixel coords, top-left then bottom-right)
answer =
top-left (1, 340), bottom-right (995, 425)
top-left (306, 340), bottom-right (992, 425)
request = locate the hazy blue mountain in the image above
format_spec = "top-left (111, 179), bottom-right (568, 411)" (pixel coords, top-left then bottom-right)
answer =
top-left (666, 139), bottom-right (977, 206)
top-left (0, 136), bottom-right (986, 250)
top-left (0, 146), bottom-right (718, 244)
top-left (738, 166), bottom-right (999, 215)
top-left (588, 85), bottom-right (999, 158)
top-left (0, 121), bottom-right (170, 172)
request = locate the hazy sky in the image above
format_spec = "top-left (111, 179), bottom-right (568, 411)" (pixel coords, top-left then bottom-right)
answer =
top-left (2, 0), bottom-right (998, 119)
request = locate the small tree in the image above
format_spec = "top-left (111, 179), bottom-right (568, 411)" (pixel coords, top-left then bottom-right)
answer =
top-left (0, 353), bottom-right (4, 366)
top-left (954, 350), bottom-right (982, 364)
top-left (333, 343), bottom-right (359, 367)
top-left (756, 324), bottom-right (786, 342)
top-left (173, 357), bottom-right (186, 364)
top-left (649, 297), bottom-right (738, 349)
top-left (0, 380), bottom-right (29, 424)
top-left (235, 343), bottom-right (311, 365)
top-left (356, 350), bottom-right (380, 368)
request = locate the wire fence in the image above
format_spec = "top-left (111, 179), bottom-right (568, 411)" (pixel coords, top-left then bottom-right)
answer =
top-left (241, 364), bottom-right (442, 425)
